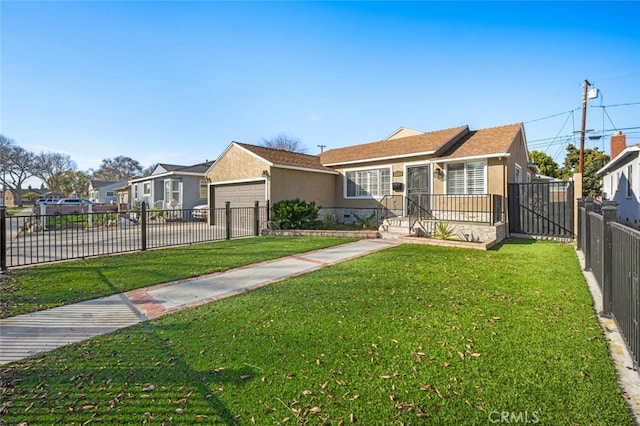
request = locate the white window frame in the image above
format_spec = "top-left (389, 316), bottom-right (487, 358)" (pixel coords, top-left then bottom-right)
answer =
top-left (515, 163), bottom-right (522, 184)
top-left (143, 182), bottom-right (151, 197)
top-left (445, 161), bottom-right (487, 195)
top-left (199, 179), bottom-right (208, 199)
top-left (164, 179), bottom-right (181, 204)
top-left (344, 166), bottom-right (392, 199)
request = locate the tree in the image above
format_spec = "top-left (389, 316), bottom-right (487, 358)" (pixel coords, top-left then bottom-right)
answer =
top-left (92, 156), bottom-right (144, 181)
top-left (1, 135), bottom-right (36, 206)
top-left (529, 150), bottom-right (561, 178)
top-left (59, 170), bottom-right (91, 197)
top-left (32, 152), bottom-right (77, 194)
top-left (560, 144), bottom-right (609, 197)
top-left (259, 132), bottom-right (308, 153)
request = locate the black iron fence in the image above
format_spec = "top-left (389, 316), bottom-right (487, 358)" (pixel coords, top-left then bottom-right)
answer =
top-left (508, 181), bottom-right (574, 238)
top-left (577, 197), bottom-right (640, 369)
top-left (1, 201), bottom-right (270, 270)
top-left (407, 193), bottom-right (503, 228)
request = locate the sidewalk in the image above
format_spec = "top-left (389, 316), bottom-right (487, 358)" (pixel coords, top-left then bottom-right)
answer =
top-left (0, 239), bottom-right (397, 365)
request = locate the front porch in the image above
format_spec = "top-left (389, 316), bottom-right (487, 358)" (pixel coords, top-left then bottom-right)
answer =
top-left (377, 193), bottom-right (506, 244)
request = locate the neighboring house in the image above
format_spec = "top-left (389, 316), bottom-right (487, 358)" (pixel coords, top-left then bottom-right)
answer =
top-left (129, 161), bottom-right (214, 210)
top-left (597, 131), bottom-right (639, 229)
top-left (206, 123), bottom-right (533, 228)
top-left (88, 180), bottom-right (128, 204)
top-left (3, 188), bottom-right (46, 207)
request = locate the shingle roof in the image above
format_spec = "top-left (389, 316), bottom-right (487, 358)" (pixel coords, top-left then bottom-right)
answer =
top-left (179, 161), bottom-right (215, 173)
top-left (438, 123), bottom-right (523, 160)
top-left (236, 143), bottom-right (335, 172)
top-left (319, 126), bottom-right (469, 165)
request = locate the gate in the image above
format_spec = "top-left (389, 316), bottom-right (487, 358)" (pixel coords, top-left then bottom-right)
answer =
top-left (508, 181), bottom-right (574, 238)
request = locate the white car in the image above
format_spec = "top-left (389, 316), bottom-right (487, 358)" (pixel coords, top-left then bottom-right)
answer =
top-left (192, 204), bottom-right (209, 220)
top-left (57, 198), bottom-right (84, 205)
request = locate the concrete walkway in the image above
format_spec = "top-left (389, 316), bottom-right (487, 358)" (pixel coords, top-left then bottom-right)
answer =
top-left (0, 239), bottom-right (397, 365)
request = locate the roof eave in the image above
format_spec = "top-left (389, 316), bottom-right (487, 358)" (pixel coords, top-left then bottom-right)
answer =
top-left (597, 146), bottom-right (640, 175)
top-left (323, 150), bottom-right (437, 167)
top-left (273, 164), bottom-right (339, 175)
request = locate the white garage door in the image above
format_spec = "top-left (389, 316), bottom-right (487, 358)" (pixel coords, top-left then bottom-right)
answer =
top-left (213, 182), bottom-right (266, 209)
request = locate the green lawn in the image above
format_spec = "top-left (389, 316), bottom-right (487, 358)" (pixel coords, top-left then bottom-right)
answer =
top-left (0, 239), bottom-right (632, 425)
top-left (0, 237), bottom-right (357, 318)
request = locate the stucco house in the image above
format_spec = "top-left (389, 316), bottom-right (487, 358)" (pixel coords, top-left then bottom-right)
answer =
top-left (597, 131), bottom-right (639, 229)
top-left (205, 123), bottom-right (532, 234)
top-left (129, 161), bottom-right (213, 211)
top-left (88, 180), bottom-right (128, 204)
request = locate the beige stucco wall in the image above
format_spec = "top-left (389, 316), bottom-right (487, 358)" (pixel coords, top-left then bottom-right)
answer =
top-left (270, 168), bottom-right (336, 207)
top-left (207, 145), bottom-right (268, 183)
top-left (505, 130), bottom-right (531, 184)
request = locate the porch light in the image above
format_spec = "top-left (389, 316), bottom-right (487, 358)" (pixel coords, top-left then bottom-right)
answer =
top-left (434, 168), bottom-right (444, 179)
top-left (261, 170), bottom-right (270, 178)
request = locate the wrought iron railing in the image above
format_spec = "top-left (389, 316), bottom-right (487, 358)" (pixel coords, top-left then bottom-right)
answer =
top-left (1, 201), bottom-right (270, 270)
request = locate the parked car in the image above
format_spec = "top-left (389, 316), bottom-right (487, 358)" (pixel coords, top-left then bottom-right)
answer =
top-left (56, 198), bottom-right (93, 205)
top-left (192, 204), bottom-right (209, 220)
top-left (34, 198), bottom-right (59, 206)
top-left (32, 198), bottom-right (59, 213)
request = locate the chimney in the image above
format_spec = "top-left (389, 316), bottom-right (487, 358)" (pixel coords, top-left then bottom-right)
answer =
top-left (610, 131), bottom-right (626, 160)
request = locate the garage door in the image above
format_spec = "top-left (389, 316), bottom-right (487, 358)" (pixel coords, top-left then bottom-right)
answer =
top-left (213, 182), bottom-right (266, 209)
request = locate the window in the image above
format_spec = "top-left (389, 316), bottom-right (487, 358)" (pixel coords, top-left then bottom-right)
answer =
top-left (446, 161), bottom-right (486, 194)
top-left (515, 163), bottom-right (522, 183)
top-left (200, 179), bottom-right (208, 199)
top-left (345, 167), bottom-right (391, 198)
top-left (164, 179), bottom-right (181, 203)
top-left (133, 185), bottom-right (139, 200)
top-left (143, 182), bottom-right (151, 196)
top-left (106, 191), bottom-right (114, 197)
top-left (627, 165), bottom-right (633, 198)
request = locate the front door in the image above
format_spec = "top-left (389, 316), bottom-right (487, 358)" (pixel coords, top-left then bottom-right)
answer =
top-left (406, 165), bottom-right (431, 216)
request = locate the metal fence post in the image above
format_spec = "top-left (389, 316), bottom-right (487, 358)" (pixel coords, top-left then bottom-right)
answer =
top-left (266, 199), bottom-right (270, 222)
top-left (583, 197), bottom-right (593, 271)
top-left (576, 198), bottom-right (585, 251)
top-left (254, 201), bottom-right (260, 236)
top-left (225, 201), bottom-right (231, 240)
top-left (1, 206), bottom-right (6, 272)
top-left (141, 202), bottom-right (147, 251)
top-left (601, 201), bottom-right (618, 317)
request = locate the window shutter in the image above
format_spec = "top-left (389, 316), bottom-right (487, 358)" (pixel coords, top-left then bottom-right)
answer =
top-left (466, 162), bottom-right (485, 194)
top-left (447, 164), bottom-right (465, 194)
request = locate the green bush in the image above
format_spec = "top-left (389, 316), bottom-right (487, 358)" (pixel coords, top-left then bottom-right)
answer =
top-left (352, 210), bottom-right (378, 229)
top-left (271, 199), bottom-right (319, 229)
top-left (432, 222), bottom-right (455, 240)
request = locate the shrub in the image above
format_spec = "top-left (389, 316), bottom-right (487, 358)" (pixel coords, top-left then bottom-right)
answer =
top-left (271, 199), bottom-right (319, 229)
top-left (352, 211), bottom-right (378, 229)
top-left (321, 213), bottom-right (337, 229)
top-left (432, 222), bottom-right (455, 240)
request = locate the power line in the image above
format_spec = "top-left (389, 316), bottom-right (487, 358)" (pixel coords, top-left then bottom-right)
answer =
top-left (590, 101), bottom-right (640, 108)
top-left (524, 108), bottom-right (580, 124)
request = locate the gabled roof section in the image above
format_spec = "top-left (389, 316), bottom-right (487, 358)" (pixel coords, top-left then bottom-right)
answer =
top-left (438, 123), bottom-right (524, 162)
top-left (319, 126), bottom-right (469, 166)
top-left (130, 161), bottom-right (214, 183)
top-left (597, 143), bottom-right (640, 176)
top-left (153, 163), bottom-right (185, 174)
top-left (90, 180), bottom-right (117, 189)
top-left (384, 127), bottom-right (424, 140)
top-left (235, 143), bottom-right (336, 173)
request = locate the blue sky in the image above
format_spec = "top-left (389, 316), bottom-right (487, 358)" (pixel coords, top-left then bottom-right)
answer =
top-left (1, 1), bottom-right (639, 174)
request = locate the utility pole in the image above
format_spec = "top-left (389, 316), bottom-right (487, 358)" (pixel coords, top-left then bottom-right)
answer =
top-left (317, 144), bottom-right (326, 153)
top-left (578, 79), bottom-right (591, 174)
